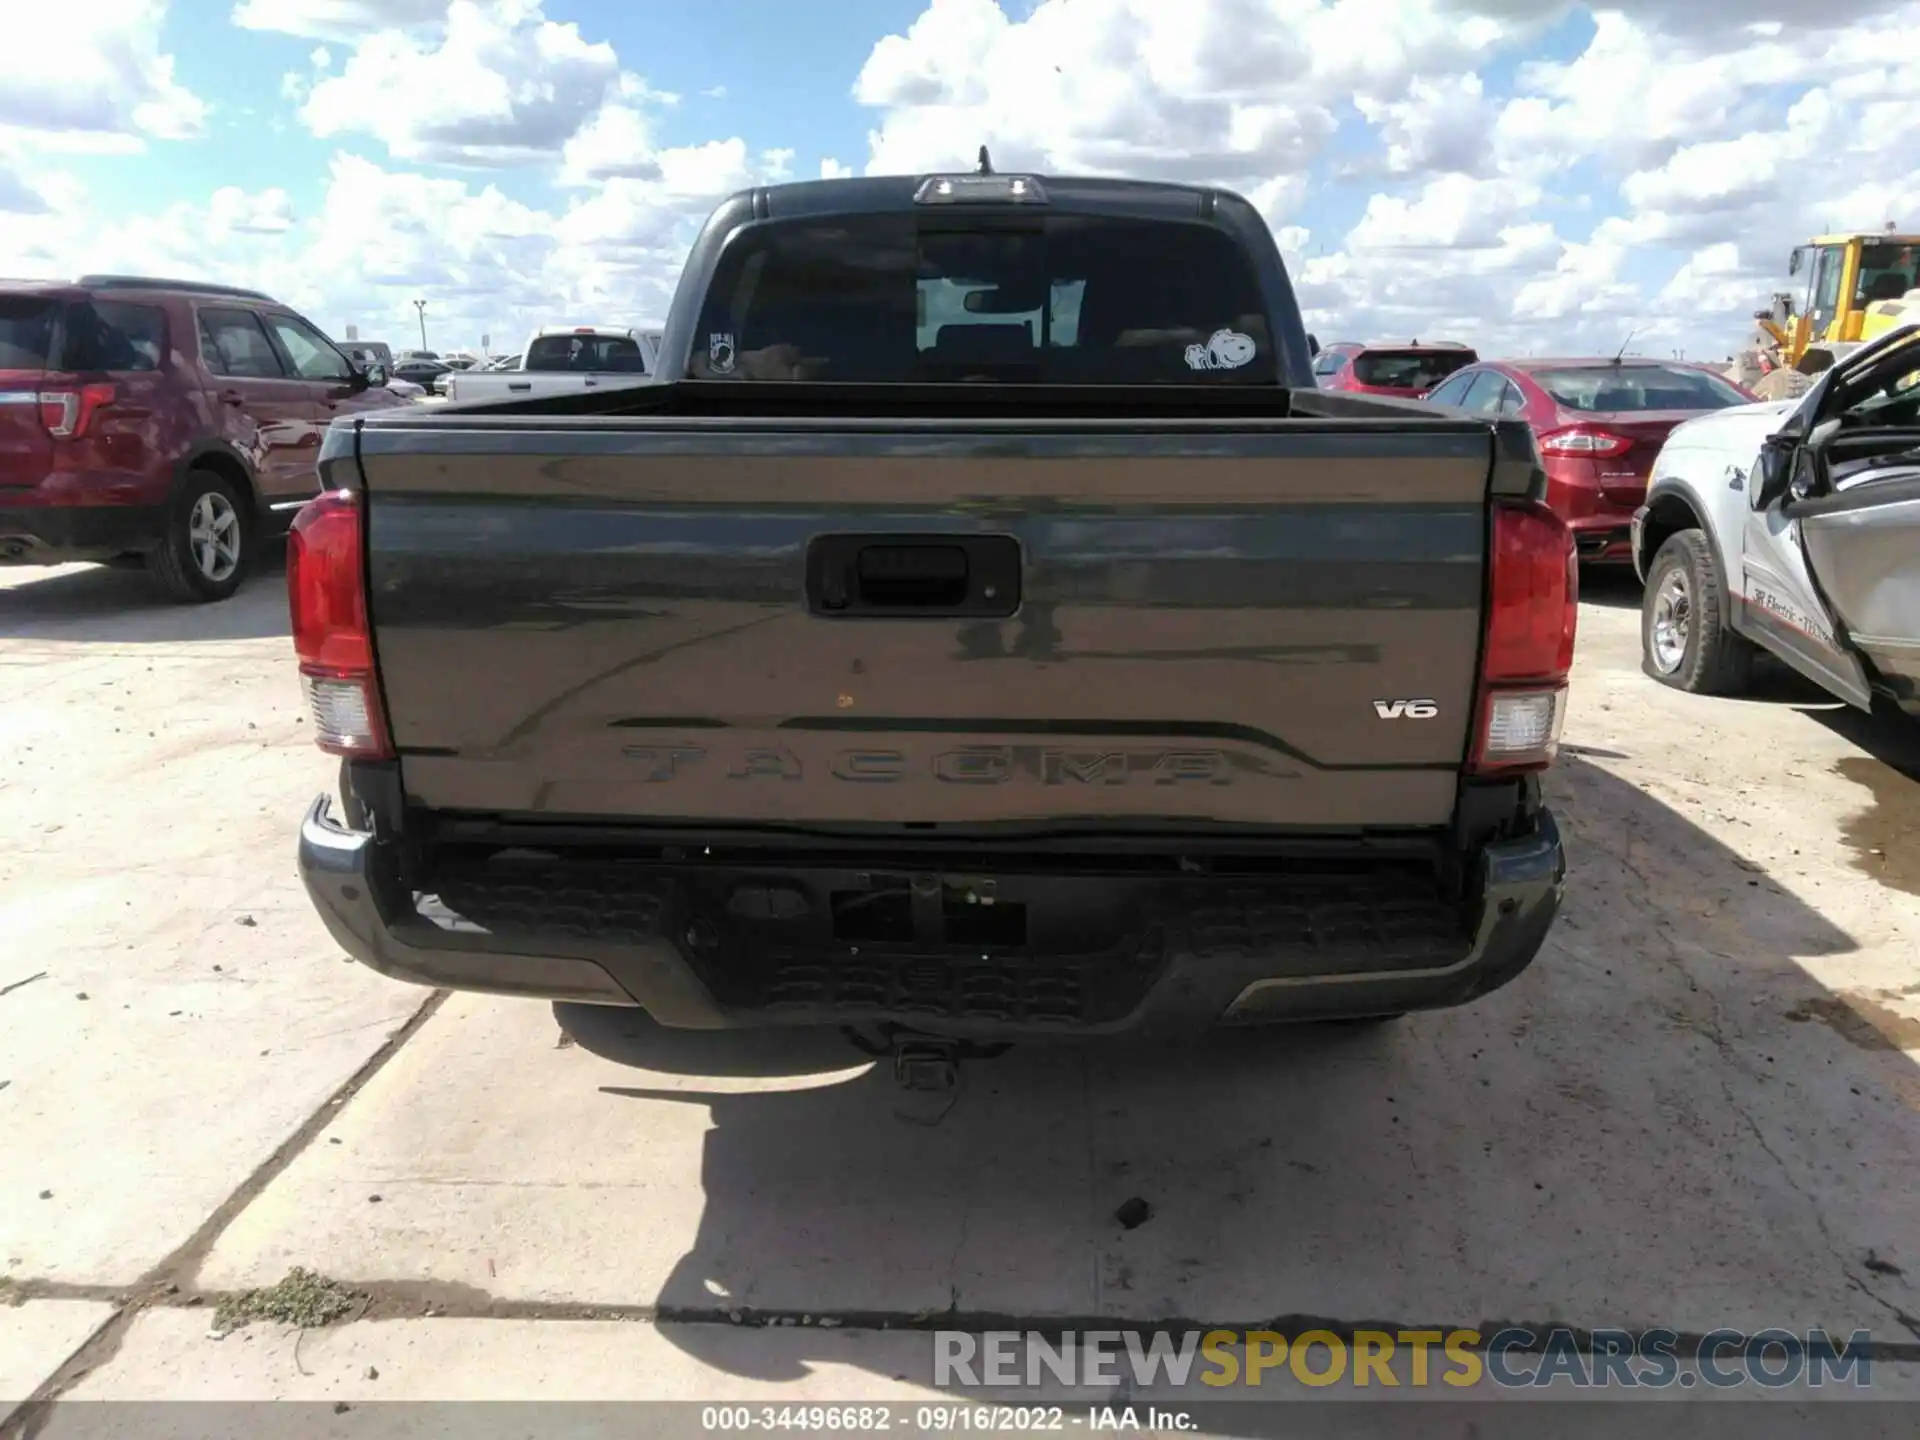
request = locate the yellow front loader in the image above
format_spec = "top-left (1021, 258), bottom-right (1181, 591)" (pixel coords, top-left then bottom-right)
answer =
top-left (1751, 229), bottom-right (1920, 380)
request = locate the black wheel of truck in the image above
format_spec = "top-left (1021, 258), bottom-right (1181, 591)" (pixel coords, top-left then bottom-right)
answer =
top-left (150, 470), bottom-right (250, 603)
top-left (1641, 530), bottom-right (1752, 696)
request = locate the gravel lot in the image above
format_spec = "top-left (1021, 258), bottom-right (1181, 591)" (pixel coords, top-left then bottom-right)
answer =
top-left (3, 555), bottom-right (1918, 1421)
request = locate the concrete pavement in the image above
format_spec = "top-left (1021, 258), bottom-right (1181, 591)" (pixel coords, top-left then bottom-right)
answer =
top-left (2, 559), bottom-right (1918, 1414)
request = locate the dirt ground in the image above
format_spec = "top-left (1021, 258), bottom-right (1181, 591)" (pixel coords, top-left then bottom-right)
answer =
top-left (3, 555), bottom-right (1919, 1426)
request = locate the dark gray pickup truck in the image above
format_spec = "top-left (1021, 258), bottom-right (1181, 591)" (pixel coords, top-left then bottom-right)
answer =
top-left (289, 169), bottom-right (1574, 1045)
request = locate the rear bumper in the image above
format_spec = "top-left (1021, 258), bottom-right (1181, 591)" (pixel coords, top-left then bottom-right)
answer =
top-left (0, 500), bottom-right (167, 563)
top-left (1546, 464), bottom-right (1641, 564)
top-left (1569, 516), bottom-right (1633, 562)
top-left (298, 798), bottom-right (1566, 1039)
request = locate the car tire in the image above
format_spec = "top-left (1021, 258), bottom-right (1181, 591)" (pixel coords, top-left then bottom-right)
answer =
top-left (150, 470), bottom-right (250, 603)
top-left (1641, 530), bottom-right (1752, 696)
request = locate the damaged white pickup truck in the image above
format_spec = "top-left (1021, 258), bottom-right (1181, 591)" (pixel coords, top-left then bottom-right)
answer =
top-left (1633, 323), bottom-right (1920, 716)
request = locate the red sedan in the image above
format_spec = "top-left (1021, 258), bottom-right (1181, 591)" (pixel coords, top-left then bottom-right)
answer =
top-left (1313, 340), bottom-right (1477, 399)
top-left (1420, 357), bottom-right (1759, 563)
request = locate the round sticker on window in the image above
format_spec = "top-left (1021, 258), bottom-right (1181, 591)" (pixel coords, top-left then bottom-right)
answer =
top-left (1186, 328), bottom-right (1256, 371)
top-left (709, 333), bottom-right (736, 374)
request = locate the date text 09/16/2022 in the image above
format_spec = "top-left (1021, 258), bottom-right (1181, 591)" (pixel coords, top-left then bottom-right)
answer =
top-left (700, 1405), bottom-right (1191, 1432)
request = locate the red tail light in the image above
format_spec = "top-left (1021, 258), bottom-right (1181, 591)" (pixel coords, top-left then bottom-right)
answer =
top-left (38, 383), bottom-right (117, 438)
top-left (1469, 500), bottom-right (1577, 775)
top-left (288, 490), bottom-right (392, 759)
top-left (1538, 425), bottom-right (1631, 459)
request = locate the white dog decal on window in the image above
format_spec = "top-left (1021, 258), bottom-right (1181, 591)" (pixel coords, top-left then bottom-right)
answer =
top-left (1184, 328), bottom-right (1256, 371)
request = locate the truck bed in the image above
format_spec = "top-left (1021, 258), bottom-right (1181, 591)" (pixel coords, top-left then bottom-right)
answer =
top-left (336, 382), bottom-right (1532, 839)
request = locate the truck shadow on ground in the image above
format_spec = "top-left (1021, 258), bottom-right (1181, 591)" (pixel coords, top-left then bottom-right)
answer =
top-left (555, 754), bottom-right (1920, 1395)
top-left (0, 545), bottom-right (290, 644)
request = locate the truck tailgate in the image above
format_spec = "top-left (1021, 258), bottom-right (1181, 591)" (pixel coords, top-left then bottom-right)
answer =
top-left (353, 417), bottom-right (1496, 831)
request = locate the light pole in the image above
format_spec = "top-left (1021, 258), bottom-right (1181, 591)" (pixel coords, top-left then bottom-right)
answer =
top-left (413, 299), bottom-right (428, 351)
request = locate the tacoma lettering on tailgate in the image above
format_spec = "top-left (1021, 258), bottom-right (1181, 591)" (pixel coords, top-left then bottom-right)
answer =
top-left (620, 744), bottom-right (1281, 786)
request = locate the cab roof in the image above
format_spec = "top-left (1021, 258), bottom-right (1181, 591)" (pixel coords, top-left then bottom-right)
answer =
top-left (1808, 232), bottom-right (1920, 245)
top-left (1326, 340), bottom-right (1474, 353)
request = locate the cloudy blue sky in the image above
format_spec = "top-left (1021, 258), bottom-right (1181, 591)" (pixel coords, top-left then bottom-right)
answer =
top-left (2, 0), bottom-right (1916, 361)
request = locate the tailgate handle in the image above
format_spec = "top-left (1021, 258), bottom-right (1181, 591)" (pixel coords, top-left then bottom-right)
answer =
top-left (808, 534), bottom-right (1021, 618)
top-left (856, 544), bottom-right (968, 606)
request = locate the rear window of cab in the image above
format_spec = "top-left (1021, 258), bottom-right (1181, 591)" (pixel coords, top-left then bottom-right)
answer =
top-left (689, 214), bottom-right (1277, 384)
top-left (1350, 349), bottom-right (1475, 390)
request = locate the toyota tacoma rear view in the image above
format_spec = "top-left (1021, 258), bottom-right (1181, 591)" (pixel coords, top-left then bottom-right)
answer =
top-left (289, 168), bottom-right (1575, 1043)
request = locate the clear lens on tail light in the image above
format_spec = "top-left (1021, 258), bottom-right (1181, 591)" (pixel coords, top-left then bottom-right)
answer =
top-left (1479, 688), bottom-right (1565, 764)
top-left (288, 490), bottom-right (392, 760)
top-left (302, 673), bottom-right (387, 755)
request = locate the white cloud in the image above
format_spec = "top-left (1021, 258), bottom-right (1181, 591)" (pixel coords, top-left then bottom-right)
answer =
top-left (1656, 242), bottom-right (1758, 318)
top-left (0, 0), bottom-right (791, 356)
top-left (298, 0), bottom-right (622, 166)
top-left (232, 0), bottom-right (453, 41)
top-left (1511, 233), bottom-right (1636, 325)
top-left (852, 0), bottom-right (1920, 358)
top-left (1349, 174), bottom-right (1543, 251)
top-left (852, 0), bottom-right (1379, 184)
top-left (12, 0), bottom-right (1920, 372)
top-left (0, 137), bottom-right (789, 353)
top-left (1352, 74), bottom-right (1497, 178)
top-left (0, 0), bottom-right (205, 148)
top-left (558, 99), bottom-right (661, 184)
top-left (0, 158), bottom-right (53, 217)
top-left (207, 186), bottom-right (296, 236)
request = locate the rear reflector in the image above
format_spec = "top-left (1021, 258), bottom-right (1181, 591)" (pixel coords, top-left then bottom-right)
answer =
top-left (288, 489), bottom-right (392, 760)
top-left (1470, 500), bottom-right (1577, 774)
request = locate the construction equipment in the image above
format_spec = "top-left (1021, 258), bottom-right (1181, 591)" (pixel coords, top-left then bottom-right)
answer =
top-left (1743, 227), bottom-right (1920, 387)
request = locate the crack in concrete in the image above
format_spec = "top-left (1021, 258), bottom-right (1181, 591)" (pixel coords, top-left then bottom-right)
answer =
top-left (8, 1279), bottom-right (1920, 1361)
top-left (2, 988), bottom-right (448, 1440)
top-left (944, 1191), bottom-right (975, 1321)
top-left (1843, 1271), bottom-right (1920, 1346)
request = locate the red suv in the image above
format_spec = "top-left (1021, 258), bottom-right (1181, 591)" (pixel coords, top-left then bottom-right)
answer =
top-left (1421, 358), bottom-right (1758, 562)
top-left (1, 275), bottom-right (408, 602)
top-left (1313, 340), bottom-right (1477, 398)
